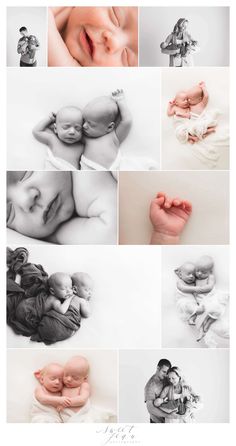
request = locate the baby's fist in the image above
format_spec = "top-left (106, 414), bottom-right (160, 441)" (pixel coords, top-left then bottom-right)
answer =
top-left (112, 89), bottom-right (124, 102)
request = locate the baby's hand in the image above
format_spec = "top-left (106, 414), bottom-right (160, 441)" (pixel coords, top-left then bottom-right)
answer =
top-left (49, 112), bottom-right (56, 122)
top-left (60, 396), bottom-right (72, 407)
top-left (199, 81), bottom-right (206, 88)
top-left (150, 192), bottom-right (192, 239)
top-left (169, 100), bottom-right (175, 106)
top-left (112, 89), bottom-right (125, 102)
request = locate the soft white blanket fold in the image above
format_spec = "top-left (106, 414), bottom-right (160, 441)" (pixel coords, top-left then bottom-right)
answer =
top-left (45, 148), bottom-right (77, 170)
top-left (30, 396), bottom-right (116, 423)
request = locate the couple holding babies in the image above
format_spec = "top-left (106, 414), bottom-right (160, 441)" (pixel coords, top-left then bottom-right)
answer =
top-left (33, 89), bottom-right (132, 171)
top-left (145, 359), bottom-right (202, 423)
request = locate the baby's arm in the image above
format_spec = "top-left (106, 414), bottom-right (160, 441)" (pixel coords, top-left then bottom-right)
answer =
top-left (199, 82), bottom-right (209, 107)
top-left (196, 273), bottom-right (215, 294)
top-left (67, 382), bottom-right (90, 408)
top-left (79, 298), bottom-right (91, 318)
top-left (177, 280), bottom-right (205, 294)
top-left (35, 386), bottom-right (71, 408)
top-left (32, 114), bottom-right (56, 146)
top-left (167, 101), bottom-right (176, 117)
top-left (112, 89), bottom-right (132, 144)
top-left (51, 172), bottom-right (117, 245)
top-left (45, 295), bottom-right (74, 314)
top-left (48, 7), bottom-right (80, 67)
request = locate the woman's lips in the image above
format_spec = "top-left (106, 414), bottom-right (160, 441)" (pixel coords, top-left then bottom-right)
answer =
top-left (43, 194), bottom-right (61, 224)
top-left (79, 28), bottom-right (94, 58)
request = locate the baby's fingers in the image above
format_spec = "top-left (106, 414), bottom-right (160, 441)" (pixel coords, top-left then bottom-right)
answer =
top-left (182, 200), bottom-right (192, 213)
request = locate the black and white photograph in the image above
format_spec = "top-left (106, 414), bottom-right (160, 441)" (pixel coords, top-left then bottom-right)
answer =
top-left (7, 170), bottom-right (117, 245)
top-left (119, 349), bottom-right (229, 423)
top-left (7, 7), bottom-right (47, 67)
top-left (7, 244), bottom-right (161, 349)
top-left (161, 67), bottom-right (229, 170)
top-left (7, 349), bottom-right (117, 423)
top-left (139, 7), bottom-right (229, 67)
top-left (7, 68), bottom-right (160, 171)
top-left (161, 245), bottom-right (229, 348)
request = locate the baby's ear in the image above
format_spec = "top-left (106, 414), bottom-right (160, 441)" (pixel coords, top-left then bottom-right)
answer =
top-left (34, 369), bottom-right (42, 381)
top-left (107, 122), bottom-right (115, 133)
top-left (53, 123), bottom-right (57, 134)
top-left (174, 268), bottom-right (182, 278)
top-left (49, 287), bottom-right (55, 295)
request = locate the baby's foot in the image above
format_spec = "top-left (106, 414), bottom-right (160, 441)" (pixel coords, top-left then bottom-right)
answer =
top-left (188, 318), bottom-right (196, 325)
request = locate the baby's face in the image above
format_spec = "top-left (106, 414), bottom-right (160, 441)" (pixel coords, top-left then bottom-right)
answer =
top-left (168, 372), bottom-right (180, 386)
top-left (187, 86), bottom-right (203, 106)
top-left (55, 108), bottom-right (83, 144)
top-left (83, 106), bottom-right (112, 138)
top-left (41, 365), bottom-right (64, 392)
top-left (179, 263), bottom-right (196, 283)
top-left (74, 279), bottom-right (93, 300)
top-left (175, 92), bottom-right (189, 108)
top-left (7, 171), bottom-right (74, 239)
top-left (63, 6), bottom-right (138, 67)
top-left (63, 364), bottom-right (86, 388)
top-left (195, 263), bottom-right (211, 280)
top-left (52, 275), bottom-right (74, 300)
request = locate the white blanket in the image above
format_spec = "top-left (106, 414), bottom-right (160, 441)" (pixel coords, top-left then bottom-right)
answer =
top-left (45, 148), bottom-right (77, 171)
top-left (173, 109), bottom-right (229, 168)
top-left (30, 396), bottom-right (116, 423)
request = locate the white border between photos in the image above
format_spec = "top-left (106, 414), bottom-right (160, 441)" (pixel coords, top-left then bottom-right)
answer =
top-left (0, 0), bottom-right (235, 444)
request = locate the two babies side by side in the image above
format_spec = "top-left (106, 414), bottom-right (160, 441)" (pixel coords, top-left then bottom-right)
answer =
top-left (45, 271), bottom-right (93, 317)
top-left (33, 89), bottom-right (132, 171)
top-left (167, 82), bottom-right (218, 144)
top-left (175, 255), bottom-right (228, 342)
top-left (32, 356), bottom-right (90, 423)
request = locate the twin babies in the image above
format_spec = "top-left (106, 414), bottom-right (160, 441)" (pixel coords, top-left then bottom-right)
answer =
top-left (45, 271), bottom-right (94, 317)
top-left (32, 356), bottom-right (90, 422)
top-left (175, 255), bottom-right (218, 341)
top-left (33, 89), bottom-right (132, 171)
top-left (167, 82), bottom-right (218, 144)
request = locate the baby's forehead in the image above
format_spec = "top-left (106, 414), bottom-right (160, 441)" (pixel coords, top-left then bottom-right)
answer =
top-left (181, 262), bottom-right (195, 272)
top-left (44, 364), bottom-right (63, 375)
top-left (57, 107), bottom-right (83, 122)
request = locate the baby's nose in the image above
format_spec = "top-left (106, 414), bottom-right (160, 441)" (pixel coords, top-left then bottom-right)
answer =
top-left (19, 188), bottom-right (40, 212)
top-left (83, 122), bottom-right (88, 130)
top-left (68, 126), bottom-right (76, 134)
top-left (102, 30), bottom-right (124, 54)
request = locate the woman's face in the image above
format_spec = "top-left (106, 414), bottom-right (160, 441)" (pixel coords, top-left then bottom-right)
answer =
top-left (168, 372), bottom-right (180, 386)
top-left (7, 171), bottom-right (74, 239)
top-left (63, 7), bottom-right (138, 67)
top-left (179, 20), bottom-right (188, 32)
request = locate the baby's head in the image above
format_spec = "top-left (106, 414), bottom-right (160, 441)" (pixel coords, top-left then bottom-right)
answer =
top-left (48, 272), bottom-right (74, 300)
top-left (54, 106), bottom-right (83, 144)
top-left (83, 96), bottom-right (118, 138)
top-left (7, 171), bottom-right (74, 239)
top-left (63, 356), bottom-right (89, 388)
top-left (175, 262), bottom-right (196, 284)
top-left (28, 35), bottom-right (38, 49)
top-left (174, 91), bottom-right (189, 109)
top-left (195, 255), bottom-right (214, 280)
top-left (34, 363), bottom-right (64, 393)
top-left (187, 85), bottom-right (203, 106)
top-left (72, 272), bottom-right (94, 300)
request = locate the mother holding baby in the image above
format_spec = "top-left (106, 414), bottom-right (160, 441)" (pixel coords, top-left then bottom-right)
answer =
top-left (161, 18), bottom-right (199, 67)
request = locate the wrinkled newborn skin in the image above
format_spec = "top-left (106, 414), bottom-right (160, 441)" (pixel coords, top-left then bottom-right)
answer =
top-left (62, 7), bottom-right (138, 67)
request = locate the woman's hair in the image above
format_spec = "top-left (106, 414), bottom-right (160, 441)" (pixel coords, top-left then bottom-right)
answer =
top-left (168, 366), bottom-right (189, 389)
top-left (173, 18), bottom-right (188, 34)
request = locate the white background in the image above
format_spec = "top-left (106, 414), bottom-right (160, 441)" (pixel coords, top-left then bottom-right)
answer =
top-left (119, 171), bottom-right (229, 245)
top-left (7, 7), bottom-right (47, 66)
top-left (161, 67), bottom-right (229, 170)
top-left (119, 348), bottom-right (229, 423)
top-left (1, 0), bottom-right (235, 444)
top-left (162, 245), bottom-right (229, 348)
top-left (7, 67), bottom-right (160, 170)
top-left (7, 348), bottom-right (118, 422)
top-left (7, 244), bottom-right (162, 349)
top-left (139, 6), bottom-right (229, 67)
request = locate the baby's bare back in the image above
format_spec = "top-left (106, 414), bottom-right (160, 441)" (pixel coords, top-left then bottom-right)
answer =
top-left (84, 132), bottom-right (119, 169)
top-left (189, 101), bottom-right (206, 115)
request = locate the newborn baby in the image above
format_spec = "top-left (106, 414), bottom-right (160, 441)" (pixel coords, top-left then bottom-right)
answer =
top-left (168, 82), bottom-right (218, 144)
top-left (81, 89), bottom-right (132, 170)
top-left (58, 356), bottom-right (91, 422)
top-left (45, 272), bottom-right (74, 315)
top-left (175, 262), bottom-right (204, 324)
top-left (31, 363), bottom-right (71, 422)
top-left (72, 272), bottom-right (94, 301)
top-left (33, 106), bottom-right (84, 170)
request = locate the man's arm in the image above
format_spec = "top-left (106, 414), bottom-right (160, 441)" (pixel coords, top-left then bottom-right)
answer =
top-left (32, 114), bottom-right (56, 146)
top-left (112, 89), bottom-right (132, 144)
top-left (146, 400), bottom-right (179, 420)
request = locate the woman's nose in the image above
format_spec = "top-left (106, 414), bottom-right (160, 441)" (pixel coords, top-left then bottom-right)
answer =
top-left (102, 30), bottom-right (124, 53)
